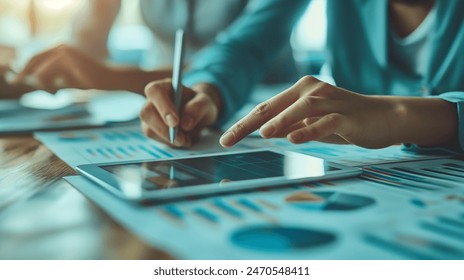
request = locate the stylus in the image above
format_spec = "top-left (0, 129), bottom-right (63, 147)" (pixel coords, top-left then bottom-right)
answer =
top-left (169, 29), bottom-right (186, 144)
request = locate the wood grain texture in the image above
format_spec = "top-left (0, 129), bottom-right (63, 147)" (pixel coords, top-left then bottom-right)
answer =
top-left (0, 136), bottom-right (172, 259)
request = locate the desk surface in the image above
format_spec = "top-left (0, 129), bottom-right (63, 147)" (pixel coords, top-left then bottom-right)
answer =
top-left (0, 136), bottom-right (172, 259)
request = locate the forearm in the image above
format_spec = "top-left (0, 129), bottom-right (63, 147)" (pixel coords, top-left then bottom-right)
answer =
top-left (389, 96), bottom-right (458, 147)
top-left (71, 0), bottom-right (121, 60)
top-left (111, 67), bottom-right (172, 94)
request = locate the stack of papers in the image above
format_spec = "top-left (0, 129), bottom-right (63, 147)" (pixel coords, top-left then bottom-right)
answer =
top-left (35, 125), bottom-right (449, 169)
top-left (33, 124), bottom-right (464, 259)
top-left (65, 170), bottom-right (464, 259)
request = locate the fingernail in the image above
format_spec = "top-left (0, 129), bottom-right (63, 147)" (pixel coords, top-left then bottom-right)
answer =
top-left (260, 125), bottom-right (275, 138)
top-left (181, 115), bottom-right (193, 130)
top-left (219, 131), bottom-right (235, 147)
top-left (165, 114), bottom-right (177, 127)
top-left (289, 132), bottom-right (303, 143)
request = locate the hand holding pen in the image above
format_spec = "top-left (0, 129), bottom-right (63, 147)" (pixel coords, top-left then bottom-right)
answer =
top-left (140, 30), bottom-right (222, 148)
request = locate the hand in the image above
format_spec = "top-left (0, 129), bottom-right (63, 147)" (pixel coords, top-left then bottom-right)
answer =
top-left (140, 80), bottom-right (222, 148)
top-left (220, 76), bottom-right (405, 149)
top-left (9, 44), bottom-right (113, 93)
top-left (0, 65), bottom-right (35, 98)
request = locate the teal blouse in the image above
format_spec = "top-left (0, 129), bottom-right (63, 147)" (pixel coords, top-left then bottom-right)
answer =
top-left (184, 0), bottom-right (464, 150)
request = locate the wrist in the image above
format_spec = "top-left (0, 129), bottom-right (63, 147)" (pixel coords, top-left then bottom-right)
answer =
top-left (385, 96), bottom-right (409, 145)
top-left (112, 68), bottom-right (171, 94)
top-left (96, 64), bottom-right (123, 91)
top-left (389, 96), bottom-right (458, 147)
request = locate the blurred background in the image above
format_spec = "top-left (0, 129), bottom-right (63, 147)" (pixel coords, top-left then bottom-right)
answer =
top-left (0, 0), bottom-right (326, 75)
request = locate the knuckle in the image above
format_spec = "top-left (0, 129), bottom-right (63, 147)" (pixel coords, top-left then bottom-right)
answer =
top-left (187, 98), bottom-right (207, 113)
top-left (299, 75), bottom-right (318, 85)
top-left (309, 125), bottom-right (321, 138)
top-left (252, 102), bottom-right (271, 116)
top-left (303, 118), bottom-right (311, 126)
top-left (302, 95), bottom-right (316, 108)
top-left (313, 82), bottom-right (331, 97)
top-left (144, 82), bottom-right (156, 98)
top-left (144, 82), bottom-right (160, 98)
top-left (326, 113), bottom-right (342, 124)
top-left (144, 80), bottom-right (170, 98)
top-left (197, 95), bottom-right (210, 107)
top-left (233, 122), bottom-right (246, 136)
top-left (139, 104), bottom-right (151, 120)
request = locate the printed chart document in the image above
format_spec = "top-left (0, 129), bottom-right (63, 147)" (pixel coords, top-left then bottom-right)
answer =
top-left (35, 124), bottom-right (260, 168)
top-left (65, 168), bottom-right (464, 259)
top-left (36, 124), bottom-right (449, 169)
top-left (266, 139), bottom-right (450, 167)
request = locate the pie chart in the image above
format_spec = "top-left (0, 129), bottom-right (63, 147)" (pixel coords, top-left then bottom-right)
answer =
top-left (231, 226), bottom-right (336, 252)
top-left (285, 191), bottom-right (375, 211)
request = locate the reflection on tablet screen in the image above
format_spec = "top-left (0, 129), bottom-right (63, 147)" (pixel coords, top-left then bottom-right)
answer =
top-left (102, 151), bottom-right (338, 191)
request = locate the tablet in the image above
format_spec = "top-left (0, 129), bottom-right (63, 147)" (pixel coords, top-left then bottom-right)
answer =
top-left (76, 149), bottom-right (360, 202)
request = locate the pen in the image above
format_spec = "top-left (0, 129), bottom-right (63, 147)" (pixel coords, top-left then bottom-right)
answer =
top-left (169, 29), bottom-right (186, 144)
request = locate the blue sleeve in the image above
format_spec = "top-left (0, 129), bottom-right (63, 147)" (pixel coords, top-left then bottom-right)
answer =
top-left (403, 91), bottom-right (464, 154)
top-left (439, 92), bottom-right (464, 152)
top-left (183, 0), bottom-right (309, 127)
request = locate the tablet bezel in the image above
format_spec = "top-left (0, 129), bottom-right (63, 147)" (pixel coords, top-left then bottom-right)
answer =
top-left (76, 149), bottom-right (360, 202)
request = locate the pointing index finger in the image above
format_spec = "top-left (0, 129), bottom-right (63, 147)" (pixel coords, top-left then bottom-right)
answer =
top-left (219, 101), bottom-right (272, 147)
top-left (219, 85), bottom-right (306, 148)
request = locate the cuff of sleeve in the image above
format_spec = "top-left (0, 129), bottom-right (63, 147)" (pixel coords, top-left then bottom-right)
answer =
top-left (422, 92), bottom-right (464, 152)
top-left (401, 143), bottom-right (461, 155)
top-left (438, 92), bottom-right (464, 152)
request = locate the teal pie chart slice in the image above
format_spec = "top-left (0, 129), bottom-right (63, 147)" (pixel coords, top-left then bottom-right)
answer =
top-left (285, 191), bottom-right (375, 211)
top-left (231, 226), bottom-right (336, 252)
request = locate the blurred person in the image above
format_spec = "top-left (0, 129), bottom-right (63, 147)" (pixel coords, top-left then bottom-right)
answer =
top-left (140, 0), bottom-right (464, 153)
top-left (5, 0), bottom-right (297, 95)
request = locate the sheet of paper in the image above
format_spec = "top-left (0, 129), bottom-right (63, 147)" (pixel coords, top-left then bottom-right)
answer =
top-left (35, 124), bottom-right (260, 168)
top-left (264, 139), bottom-right (450, 167)
top-left (65, 174), bottom-right (464, 259)
top-left (35, 123), bottom-right (449, 169)
top-left (361, 159), bottom-right (464, 193)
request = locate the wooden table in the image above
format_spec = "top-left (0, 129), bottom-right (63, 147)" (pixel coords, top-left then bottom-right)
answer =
top-left (0, 135), bottom-right (173, 259)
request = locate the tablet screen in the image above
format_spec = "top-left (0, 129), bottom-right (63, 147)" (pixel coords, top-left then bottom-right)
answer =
top-left (77, 150), bottom-right (359, 201)
top-left (101, 150), bottom-right (338, 190)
